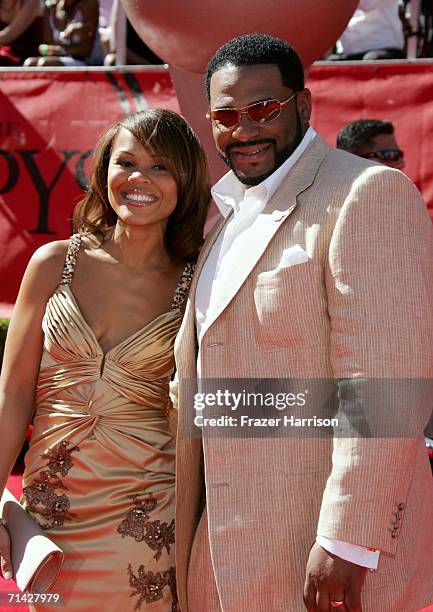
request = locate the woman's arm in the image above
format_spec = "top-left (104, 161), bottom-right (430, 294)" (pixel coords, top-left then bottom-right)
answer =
top-left (0, 241), bottom-right (67, 580)
top-left (0, 0), bottom-right (40, 45)
top-left (0, 241), bottom-right (67, 498)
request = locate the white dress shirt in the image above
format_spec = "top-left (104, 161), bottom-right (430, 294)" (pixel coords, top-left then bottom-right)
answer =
top-left (337, 0), bottom-right (404, 56)
top-left (195, 126), bottom-right (379, 570)
top-left (196, 127), bottom-right (316, 346)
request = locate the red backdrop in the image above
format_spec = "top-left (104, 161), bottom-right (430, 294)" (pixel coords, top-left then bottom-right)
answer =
top-left (308, 61), bottom-right (433, 221)
top-left (0, 68), bottom-right (179, 312)
top-left (0, 62), bottom-right (433, 309)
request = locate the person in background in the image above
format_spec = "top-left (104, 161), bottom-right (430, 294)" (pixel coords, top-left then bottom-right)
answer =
top-left (24, 0), bottom-right (101, 67)
top-left (336, 118), bottom-right (405, 170)
top-left (0, 109), bottom-right (209, 611)
top-left (328, 0), bottom-right (405, 60)
top-left (103, 0), bottom-right (163, 66)
top-left (98, 0), bottom-right (113, 59)
top-left (0, 0), bottom-right (43, 66)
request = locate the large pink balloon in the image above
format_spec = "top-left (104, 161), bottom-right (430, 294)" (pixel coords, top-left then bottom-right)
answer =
top-left (120, 0), bottom-right (358, 72)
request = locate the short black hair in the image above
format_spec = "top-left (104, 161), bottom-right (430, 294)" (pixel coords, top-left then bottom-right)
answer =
top-left (336, 119), bottom-right (395, 152)
top-left (204, 33), bottom-right (305, 102)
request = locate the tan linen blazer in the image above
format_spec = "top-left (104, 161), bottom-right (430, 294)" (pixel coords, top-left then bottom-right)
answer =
top-left (175, 136), bottom-right (433, 611)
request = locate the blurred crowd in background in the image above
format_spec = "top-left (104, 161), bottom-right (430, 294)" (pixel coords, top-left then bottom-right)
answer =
top-left (0, 0), bottom-right (433, 69)
top-left (0, 0), bottom-right (163, 68)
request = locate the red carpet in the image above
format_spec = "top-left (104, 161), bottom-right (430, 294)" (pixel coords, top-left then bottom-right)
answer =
top-left (4, 473), bottom-right (22, 500)
top-left (1, 474), bottom-right (432, 612)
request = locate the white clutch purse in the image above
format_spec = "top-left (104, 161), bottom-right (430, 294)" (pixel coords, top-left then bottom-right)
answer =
top-left (0, 488), bottom-right (64, 593)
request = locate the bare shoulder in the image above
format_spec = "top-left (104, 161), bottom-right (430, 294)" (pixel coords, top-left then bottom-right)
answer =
top-left (22, 239), bottom-right (70, 300)
top-left (31, 239), bottom-right (69, 268)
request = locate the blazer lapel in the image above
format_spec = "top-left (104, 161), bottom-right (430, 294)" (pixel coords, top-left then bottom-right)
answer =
top-left (200, 136), bottom-right (331, 336)
top-left (201, 206), bottom-right (295, 334)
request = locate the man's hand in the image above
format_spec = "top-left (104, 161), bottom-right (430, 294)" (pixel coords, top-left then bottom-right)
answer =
top-left (303, 542), bottom-right (368, 611)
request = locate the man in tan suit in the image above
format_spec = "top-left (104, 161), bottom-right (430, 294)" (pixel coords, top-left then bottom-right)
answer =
top-left (174, 33), bottom-right (433, 611)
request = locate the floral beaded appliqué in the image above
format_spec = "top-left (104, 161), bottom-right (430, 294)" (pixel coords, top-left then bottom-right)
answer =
top-left (170, 262), bottom-right (195, 311)
top-left (127, 564), bottom-right (178, 612)
top-left (23, 440), bottom-right (79, 528)
top-left (142, 519), bottom-right (175, 561)
top-left (117, 495), bottom-right (157, 540)
top-left (117, 495), bottom-right (175, 561)
top-left (59, 234), bottom-right (82, 286)
top-left (46, 439), bottom-right (77, 476)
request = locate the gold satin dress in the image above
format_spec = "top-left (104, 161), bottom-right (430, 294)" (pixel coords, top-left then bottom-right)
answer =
top-left (21, 234), bottom-right (193, 612)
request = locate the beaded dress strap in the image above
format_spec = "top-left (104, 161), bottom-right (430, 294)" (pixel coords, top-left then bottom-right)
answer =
top-left (59, 234), bottom-right (83, 286)
top-left (170, 262), bottom-right (195, 311)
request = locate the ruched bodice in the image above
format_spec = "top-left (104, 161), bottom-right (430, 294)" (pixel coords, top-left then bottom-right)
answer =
top-left (22, 235), bottom-right (193, 611)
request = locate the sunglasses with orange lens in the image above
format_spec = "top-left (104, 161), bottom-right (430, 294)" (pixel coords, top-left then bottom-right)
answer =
top-left (207, 93), bottom-right (297, 130)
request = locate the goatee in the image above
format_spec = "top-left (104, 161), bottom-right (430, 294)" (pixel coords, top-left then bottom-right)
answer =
top-left (220, 112), bottom-right (306, 186)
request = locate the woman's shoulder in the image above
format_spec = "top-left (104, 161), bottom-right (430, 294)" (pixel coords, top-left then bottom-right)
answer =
top-left (31, 238), bottom-right (70, 267)
top-left (16, 239), bottom-right (71, 305)
top-left (31, 233), bottom-right (101, 270)
top-left (32, 233), bottom-right (98, 262)
top-left (25, 239), bottom-right (69, 290)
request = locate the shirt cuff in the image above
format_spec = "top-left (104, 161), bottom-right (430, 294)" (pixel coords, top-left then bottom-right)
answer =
top-left (316, 535), bottom-right (380, 570)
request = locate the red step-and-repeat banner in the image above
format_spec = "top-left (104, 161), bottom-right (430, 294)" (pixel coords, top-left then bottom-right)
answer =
top-left (308, 61), bottom-right (433, 219)
top-left (0, 68), bottom-right (180, 311)
top-left (1, 62), bottom-right (433, 309)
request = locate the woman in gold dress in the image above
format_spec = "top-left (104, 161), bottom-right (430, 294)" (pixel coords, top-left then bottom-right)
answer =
top-left (0, 109), bottom-right (210, 611)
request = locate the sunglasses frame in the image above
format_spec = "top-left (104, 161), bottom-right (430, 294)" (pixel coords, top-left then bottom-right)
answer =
top-left (206, 92), bottom-right (298, 130)
top-left (361, 149), bottom-right (404, 162)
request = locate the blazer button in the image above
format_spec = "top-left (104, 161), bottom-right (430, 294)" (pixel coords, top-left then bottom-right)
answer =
top-left (397, 503), bottom-right (406, 511)
top-left (391, 530), bottom-right (398, 538)
top-left (392, 522), bottom-right (400, 529)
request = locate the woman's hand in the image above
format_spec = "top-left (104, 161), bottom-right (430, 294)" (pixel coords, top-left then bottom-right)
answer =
top-left (0, 522), bottom-right (12, 581)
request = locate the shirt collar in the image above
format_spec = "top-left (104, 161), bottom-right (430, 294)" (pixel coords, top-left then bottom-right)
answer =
top-left (211, 126), bottom-right (317, 217)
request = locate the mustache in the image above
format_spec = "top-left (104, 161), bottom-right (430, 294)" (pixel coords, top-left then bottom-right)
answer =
top-left (227, 138), bottom-right (276, 152)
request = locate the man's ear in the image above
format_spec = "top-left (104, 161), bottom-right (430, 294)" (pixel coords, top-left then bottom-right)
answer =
top-left (296, 88), bottom-right (312, 128)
